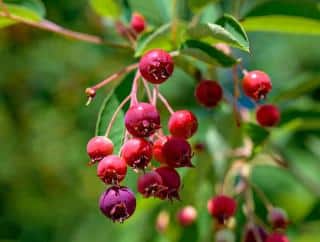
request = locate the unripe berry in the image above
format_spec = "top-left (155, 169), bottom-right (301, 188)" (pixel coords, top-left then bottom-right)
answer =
top-left (168, 110), bottom-right (198, 139)
top-left (266, 233), bottom-right (289, 242)
top-left (243, 224), bottom-right (268, 242)
top-left (256, 104), bottom-right (280, 127)
top-left (268, 207), bottom-right (289, 229)
top-left (153, 136), bottom-right (170, 164)
top-left (86, 136), bottom-right (114, 163)
top-left (155, 166), bottom-right (181, 200)
top-left (215, 229), bottom-right (236, 242)
top-left (121, 138), bottom-right (153, 170)
top-left (137, 171), bottom-right (164, 197)
top-left (207, 195), bottom-right (237, 224)
top-left (97, 155), bottom-right (127, 184)
top-left (242, 70), bottom-right (272, 101)
top-left (130, 13), bottom-right (146, 34)
top-left (162, 137), bottom-right (193, 168)
top-left (85, 87), bottom-right (96, 98)
top-left (99, 186), bottom-right (136, 222)
top-left (156, 210), bottom-right (170, 233)
top-left (176, 205), bottom-right (197, 226)
top-left (139, 49), bottom-right (174, 84)
top-left (195, 80), bottom-right (223, 107)
top-left (125, 102), bottom-right (160, 137)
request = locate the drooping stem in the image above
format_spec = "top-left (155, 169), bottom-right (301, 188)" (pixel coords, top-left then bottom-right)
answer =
top-left (171, 0), bottom-right (178, 46)
top-left (158, 92), bottom-right (174, 114)
top-left (152, 85), bottom-right (159, 106)
top-left (142, 78), bottom-right (153, 103)
top-left (232, 65), bottom-right (242, 127)
top-left (130, 71), bottom-right (141, 106)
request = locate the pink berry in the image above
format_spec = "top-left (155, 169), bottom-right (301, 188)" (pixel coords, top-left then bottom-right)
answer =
top-left (176, 205), bottom-right (197, 226)
top-left (130, 12), bottom-right (146, 34)
top-left (168, 110), bottom-right (198, 139)
top-left (243, 224), bottom-right (268, 242)
top-left (214, 43), bottom-right (232, 55)
top-left (86, 136), bottom-right (114, 163)
top-left (97, 155), bottom-right (127, 184)
top-left (268, 207), bottom-right (289, 229)
top-left (125, 102), bottom-right (160, 137)
top-left (266, 233), bottom-right (289, 242)
top-left (137, 171), bottom-right (164, 197)
top-left (154, 166), bottom-right (181, 200)
top-left (139, 49), bottom-right (174, 84)
top-left (195, 80), bottom-right (223, 107)
top-left (256, 104), bottom-right (280, 127)
top-left (162, 137), bottom-right (193, 168)
top-left (207, 195), bottom-right (237, 224)
top-left (242, 70), bottom-right (272, 101)
top-left (99, 186), bottom-right (136, 222)
top-left (153, 136), bottom-right (170, 164)
top-left (121, 138), bottom-right (153, 170)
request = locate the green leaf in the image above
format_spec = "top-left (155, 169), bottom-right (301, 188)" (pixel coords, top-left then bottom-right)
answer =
top-left (180, 39), bottom-right (238, 67)
top-left (187, 0), bottom-right (216, 12)
top-left (90, 0), bottom-right (121, 19)
top-left (244, 123), bottom-right (270, 154)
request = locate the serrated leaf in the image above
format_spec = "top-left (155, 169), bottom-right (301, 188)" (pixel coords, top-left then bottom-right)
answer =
top-left (90, 0), bottom-right (121, 19)
top-left (244, 122), bottom-right (270, 149)
top-left (180, 39), bottom-right (238, 67)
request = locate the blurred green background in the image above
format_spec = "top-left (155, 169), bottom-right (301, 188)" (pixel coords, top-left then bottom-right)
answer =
top-left (0, 0), bottom-right (320, 242)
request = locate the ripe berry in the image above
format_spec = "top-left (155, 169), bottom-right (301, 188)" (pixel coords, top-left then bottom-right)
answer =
top-left (242, 70), bottom-right (272, 101)
top-left (139, 49), bottom-right (174, 84)
top-left (155, 166), bottom-right (181, 200)
top-left (153, 136), bottom-right (170, 164)
top-left (268, 207), bottom-right (289, 229)
top-left (207, 195), bottom-right (237, 224)
top-left (97, 155), bottom-right (127, 184)
top-left (256, 104), bottom-right (280, 127)
top-left (121, 138), bottom-right (153, 170)
top-left (162, 137), bottom-right (193, 168)
top-left (125, 102), bottom-right (160, 137)
top-left (243, 224), bottom-right (268, 242)
top-left (130, 13), bottom-right (146, 34)
top-left (195, 80), bottom-right (223, 107)
top-left (168, 110), bottom-right (198, 139)
top-left (266, 233), bottom-right (289, 242)
top-left (137, 171), bottom-right (164, 197)
top-left (176, 205), bottom-right (197, 226)
top-left (86, 136), bottom-right (114, 163)
top-left (99, 186), bottom-right (136, 222)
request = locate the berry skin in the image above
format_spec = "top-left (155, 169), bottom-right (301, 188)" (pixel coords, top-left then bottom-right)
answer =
top-left (195, 80), bottom-right (223, 107)
top-left (153, 136), bottom-right (170, 164)
top-left (162, 137), bottom-right (193, 168)
top-left (243, 224), bottom-right (268, 242)
top-left (242, 70), bottom-right (272, 101)
top-left (130, 13), bottom-right (146, 34)
top-left (176, 206), bottom-right (197, 227)
top-left (121, 138), bottom-right (153, 170)
top-left (268, 207), bottom-right (289, 229)
top-left (125, 102), bottom-right (160, 137)
top-left (256, 104), bottom-right (280, 127)
top-left (168, 110), bottom-right (198, 139)
top-left (99, 186), bottom-right (136, 223)
top-left (266, 233), bottom-right (289, 242)
top-left (207, 195), bottom-right (237, 224)
top-left (139, 49), bottom-right (174, 84)
top-left (86, 136), bottom-right (114, 163)
top-left (97, 155), bottom-right (127, 185)
top-left (154, 166), bottom-right (181, 200)
top-left (137, 171), bottom-right (164, 197)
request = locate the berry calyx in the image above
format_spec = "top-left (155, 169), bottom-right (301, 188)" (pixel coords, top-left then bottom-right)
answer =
top-left (99, 186), bottom-right (136, 223)
top-left (207, 195), bottom-right (237, 224)
top-left (256, 104), bottom-right (280, 127)
top-left (130, 13), bottom-right (146, 34)
top-left (125, 102), bottom-right (161, 137)
top-left (153, 136), bottom-right (170, 164)
top-left (139, 49), bottom-right (174, 84)
top-left (195, 80), bottom-right (223, 107)
top-left (97, 155), bottom-right (127, 184)
top-left (176, 205), bottom-right (197, 226)
top-left (268, 207), bottom-right (289, 230)
top-left (266, 233), bottom-right (289, 242)
top-left (168, 110), bottom-right (198, 139)
top-left (86, 136), bottom-right (114, 164)
top-left (137, 171), bottom-right (164, 197)
top-left (243, 224), bottom-right (268, 242)
top-left (154, 166), bottom-right (181, 200)
top-left (242, 70), bottom-right (272, 101)
top-left (121, 138), bottom-right (153, 170)
top-left (162, 137), bottom-right (193, 168)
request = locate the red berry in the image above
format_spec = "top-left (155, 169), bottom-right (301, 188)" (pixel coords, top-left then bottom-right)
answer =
top-left (153, 136), bottom-right (170, 164)
top-left (242, 70), bottom-right (272, 101)
top-left (137, 171), bottom-right (164, 197)
top-left (195, 80), bottom-right (223, 107)
top-left (154, 166), bottom-right (181, 200)
top-left (121, 138), bottom-right (153, 170)
top-left (243, 224), bottom-right (268, 242)
top-left (86, 136), bottom-right (113, 163)
top-left (176, 206), bottom-right (197, 226)
top-left (256, 104), bottom-right (280, 127)
top-left (125, 102), bottom-right (160, 137)
top-left (139, 49), bottom-right (174, 84)
top-left (266, 233), bottom-right (289, 242)
top-left (162, 137), bottom-right (193, 168)
top-left (207, 195), bottom-right (237, 224)
top-left (168, 110), bottom-right (198, 139)
top-left (130, 13), bottom-right (146, 34)
top-left (97, 155), bottom-right (127, 184)
top-left (268, 207), bottom-right (289, 229)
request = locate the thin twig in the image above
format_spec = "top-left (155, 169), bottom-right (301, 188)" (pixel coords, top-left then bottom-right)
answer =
top-left (247, 179), bottom-right (273, 211)
top-left (158, 92), bottom-right (174, 114)
top-left (0, 0), bottom-right (10, 15)
top-left (152, 85), bottom-right (159, 106)
top-left (130, 71), bottom-right (140, 106)
top-left (232, 65), bottom-right (242, 127)
top-left (171, 0), bottom-right (178, 46)
top-left (142, 78), bottom-right (153, 102)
